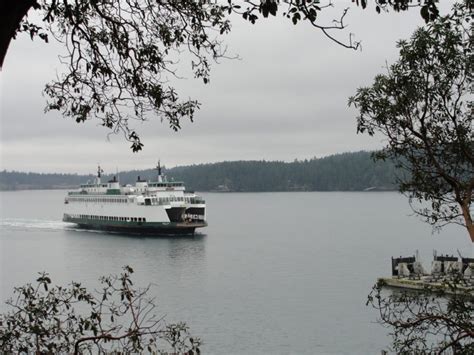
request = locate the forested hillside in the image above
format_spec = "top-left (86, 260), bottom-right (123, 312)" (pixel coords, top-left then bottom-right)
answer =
top-left (0, 151), bottom-right (398, 191)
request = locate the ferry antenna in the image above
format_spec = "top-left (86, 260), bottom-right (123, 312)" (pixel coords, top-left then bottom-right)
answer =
top-left (97, 164), bottom-right (103, 178)
top-left (156, 160), bottom-right (162, 177)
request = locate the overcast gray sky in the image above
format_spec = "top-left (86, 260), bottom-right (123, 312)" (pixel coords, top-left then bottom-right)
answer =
top-left (0, 2), bottom-right (451, 174)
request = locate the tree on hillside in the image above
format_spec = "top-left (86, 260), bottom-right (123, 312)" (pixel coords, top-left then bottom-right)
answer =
top-left (349, 1), bottom-right (474, 241)
top-left (0, 266), bottom-right (200, 354)
top-left (1, 1), bottom-right (439, 151)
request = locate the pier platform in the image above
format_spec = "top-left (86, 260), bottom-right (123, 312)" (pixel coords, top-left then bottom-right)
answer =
top-left (378, 276), bottom-right (474, 294)
top-left (380, 253), bottom-right (474, 294)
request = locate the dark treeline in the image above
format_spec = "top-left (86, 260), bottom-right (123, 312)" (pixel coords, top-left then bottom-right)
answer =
top-left (0, 151), bottom-right (398, 192)
top-left (0, 172), bottom-right (95, 191)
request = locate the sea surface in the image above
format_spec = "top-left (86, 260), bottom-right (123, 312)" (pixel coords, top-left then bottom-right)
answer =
top-left (0, 190), bottom-right (471, 354)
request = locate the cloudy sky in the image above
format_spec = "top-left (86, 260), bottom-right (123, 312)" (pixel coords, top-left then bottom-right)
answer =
top-left (0, 2), bottom-right (451, 174)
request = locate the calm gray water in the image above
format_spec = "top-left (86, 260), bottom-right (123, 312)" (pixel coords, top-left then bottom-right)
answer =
top-left (0, 190), bottom-right (472, 354)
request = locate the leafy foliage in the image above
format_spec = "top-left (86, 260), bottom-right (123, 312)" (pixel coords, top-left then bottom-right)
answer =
top-left (21, 0), bottom-right (234, 152)
top-left (368, 280), bottom-right (474, 353)
top-left (349, 1), bottom-right (474, 239)
top-left (0, 266), bottom-right (200, 354)
top-left (3, 0), bottom-right (443, 150)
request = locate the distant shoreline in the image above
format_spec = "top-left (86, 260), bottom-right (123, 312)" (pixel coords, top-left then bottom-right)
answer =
top-left (0, 187), bottom-right (397, 193)
top-left (0, 151), bottom-right (398, 193)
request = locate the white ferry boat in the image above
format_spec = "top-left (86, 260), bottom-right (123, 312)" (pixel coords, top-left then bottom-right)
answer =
top-left (63, 163), bottom-right (207, 234)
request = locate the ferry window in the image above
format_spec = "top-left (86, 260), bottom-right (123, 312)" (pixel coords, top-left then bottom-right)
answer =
top-left (143, 218), bottom-right (146, 222)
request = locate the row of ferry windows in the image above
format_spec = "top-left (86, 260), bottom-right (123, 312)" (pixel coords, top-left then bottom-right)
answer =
top-left (68, 196), bottom-right (203, 204)
top-left (149, 197), bottom-right (203, 203)
top-left (69, 214), bottom-right (146, 222)
top-left (69, 197), bottom-right (127, 203)
top-left (150, 197), bottom-right (186, 203)
top-left (148, 183), bottom-right (183, 187)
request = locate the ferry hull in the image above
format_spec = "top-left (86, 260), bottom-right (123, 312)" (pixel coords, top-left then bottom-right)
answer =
top-left (64, 216), bottom-right (207, 235)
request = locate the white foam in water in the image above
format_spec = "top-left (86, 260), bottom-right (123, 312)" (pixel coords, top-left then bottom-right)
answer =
top-left (0, 218), bottom-right (75, 232)
top-left (0, 218), bottom-right (118, 235)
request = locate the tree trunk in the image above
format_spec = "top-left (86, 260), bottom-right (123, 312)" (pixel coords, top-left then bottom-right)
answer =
top-left (460, 203), bottom-right (474, 243)
top-left (0, 0), bottom-right (37, 69)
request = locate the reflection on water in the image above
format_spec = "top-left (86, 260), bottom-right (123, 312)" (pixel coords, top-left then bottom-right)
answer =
top-left (165, 235), bottom-right (206, 262)
top-left (58, 229), bottom-right (208, 288)
top-left (63, 228), bottom-right (207, 264)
